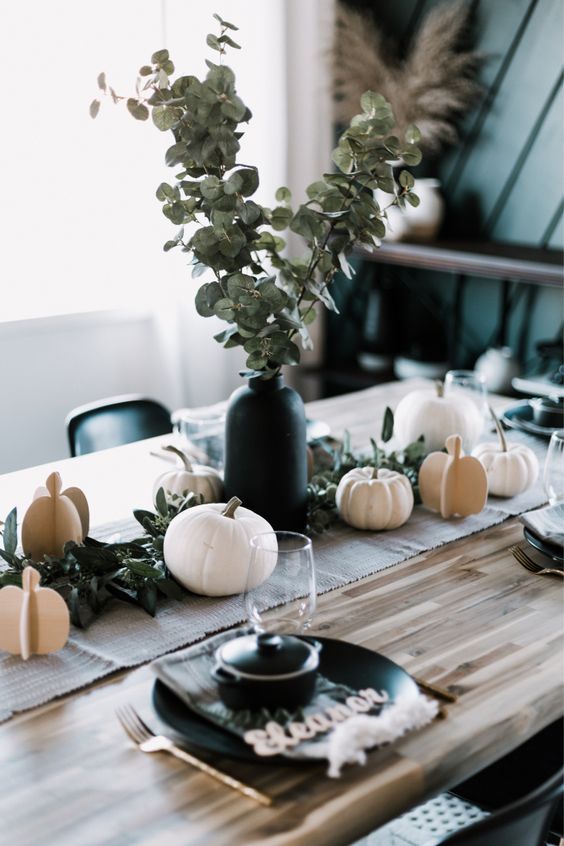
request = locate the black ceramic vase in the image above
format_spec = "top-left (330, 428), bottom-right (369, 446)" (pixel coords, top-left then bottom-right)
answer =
top-left (223, 375), bottom-right (307, 531)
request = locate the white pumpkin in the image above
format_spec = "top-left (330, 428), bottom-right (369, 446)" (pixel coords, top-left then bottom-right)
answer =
top-left (163, 497), bottom-right (276, 596)
top-left (394, 381), bottom-right (483, 453)
top-left (336, 466), bottom-right (414, 531)
top-left (153, 445), bottom-right (223, 504)
top-left (472, 408), bottom-right (539, 497)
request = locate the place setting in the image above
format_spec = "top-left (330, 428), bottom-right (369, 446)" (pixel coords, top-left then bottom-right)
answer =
top-left (137, 529), bottom-right (444, 802)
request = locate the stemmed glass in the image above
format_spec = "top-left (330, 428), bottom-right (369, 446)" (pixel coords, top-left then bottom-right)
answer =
top-left (543, 430), bottom-right (564, 504)
top-left (444, 369), bottom-right (489, 444)
top-left (244, 532), bottom-right (317, 634)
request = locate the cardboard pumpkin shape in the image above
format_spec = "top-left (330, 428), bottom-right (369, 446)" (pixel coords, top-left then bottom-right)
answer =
top-left (419, 434), bottom-right (488, 518)
top-left (21, 472), bottom-right (89, 561)
top-left (0, 566), bottom-right (70, 660)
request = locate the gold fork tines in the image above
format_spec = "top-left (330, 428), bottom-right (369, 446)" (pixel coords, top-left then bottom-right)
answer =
top-left (116, 704), bottom-right (272, 806)
top-left (511, 545), bottom-right (564, 578)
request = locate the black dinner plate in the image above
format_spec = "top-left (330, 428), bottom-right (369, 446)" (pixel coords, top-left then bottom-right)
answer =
top-left (152, 636), bottom-right (418, 763)
top-left (501, 402), bottom-right (557, 439)
top-left (523, 527), bottom-right (564, 567)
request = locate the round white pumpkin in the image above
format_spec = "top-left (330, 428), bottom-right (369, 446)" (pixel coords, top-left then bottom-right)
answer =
top-left (163, 497), bottom-right (276, 596)
top-left (471, 409), bottom-right (538, 497)
top-left (394, 381), bottom-right (483, 453)
top-left (153, 445), bottom-right (223, 505)
top-left (336, 467), bottom-right (414, 531)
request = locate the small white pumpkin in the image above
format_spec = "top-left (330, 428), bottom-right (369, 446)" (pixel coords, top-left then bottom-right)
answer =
top-left (153, 445), bottom-right (223, 505)
top-left (472, 408), bottom-right (539, 497)
top-left (163, 497), bottom-right (276, 596)
top-left (336, 466), bottom-right (414, 531)
top-left (394, 381), bottom-right (483, 453)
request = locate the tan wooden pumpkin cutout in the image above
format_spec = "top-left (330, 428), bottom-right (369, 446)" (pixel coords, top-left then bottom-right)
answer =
top-left (419, 434), bottom-right (488, 518)
top-left (0, 567), bottom-right (70, 660)
top-left (21, 472), bottom-right (89, 561)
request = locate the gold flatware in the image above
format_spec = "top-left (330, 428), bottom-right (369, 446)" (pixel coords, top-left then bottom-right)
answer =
top-left (414, 677), bottom-right (458, 704)
top-left (511, 545), bottom-right (564, 578)
top-left (116, 704), bottom-right (272, 806)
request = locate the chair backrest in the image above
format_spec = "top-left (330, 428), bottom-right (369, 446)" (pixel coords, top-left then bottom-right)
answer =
top-left (66, 395), bottom-right (172, 456)
top-left (441, 766), bottom-right (563, 846)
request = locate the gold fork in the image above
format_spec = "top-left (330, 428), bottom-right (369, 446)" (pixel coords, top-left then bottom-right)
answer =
top-left (116, 703), bottom-right (272, 806)
top-left (511, 545), bottom-right (564, 578)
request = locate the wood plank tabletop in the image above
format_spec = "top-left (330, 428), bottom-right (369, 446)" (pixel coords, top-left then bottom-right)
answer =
top-left (0, 379), bottom-right (562, 846)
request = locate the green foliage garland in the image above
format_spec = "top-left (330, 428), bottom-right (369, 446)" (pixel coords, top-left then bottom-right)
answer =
top-left (91, 13), bottom-right (422, 380)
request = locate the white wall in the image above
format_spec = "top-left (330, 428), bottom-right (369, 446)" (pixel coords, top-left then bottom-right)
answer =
top-left (1, 0), bottom-right (293, 473)
top-left (0, 310), bottom-right (178, 472)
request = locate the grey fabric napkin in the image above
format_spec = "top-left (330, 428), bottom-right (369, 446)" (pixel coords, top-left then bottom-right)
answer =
top-left (519, 503), bottom-right (564, 547)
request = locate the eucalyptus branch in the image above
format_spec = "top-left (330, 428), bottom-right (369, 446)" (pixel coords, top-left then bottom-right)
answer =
top-left (90, 14), bottom-right (422, 379)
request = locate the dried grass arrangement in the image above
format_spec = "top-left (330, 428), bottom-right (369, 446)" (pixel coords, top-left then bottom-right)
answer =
top-left (333, 0), bottom-right (482, 156)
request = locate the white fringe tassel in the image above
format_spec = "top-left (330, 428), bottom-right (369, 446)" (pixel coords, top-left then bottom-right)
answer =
top-left (303, 693), bottom-right (439, 778)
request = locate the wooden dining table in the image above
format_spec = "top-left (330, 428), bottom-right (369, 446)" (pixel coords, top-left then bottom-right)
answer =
top-left (0, 379), bottom-right (562, 846)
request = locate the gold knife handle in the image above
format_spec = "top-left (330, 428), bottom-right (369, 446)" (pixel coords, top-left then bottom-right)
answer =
top-left (415, 676), bottom-right (458, 703)
top-left (167, 743), bottom-right (272, 806)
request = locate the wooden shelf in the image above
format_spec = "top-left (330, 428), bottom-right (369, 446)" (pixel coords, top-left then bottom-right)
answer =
top-left (354, 240), bottom-right (563, 286)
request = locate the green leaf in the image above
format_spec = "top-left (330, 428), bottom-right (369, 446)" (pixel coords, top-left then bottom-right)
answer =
top-left (138, 581), bottom-right (158, 616)
top-left (405, 124), bottom-right (421, 144)
top-left (139, 65), bottom-right (153, 76)
top-left (213, 13), bottom-right (239, 30)
top-left (2, 508), bottom-right (17, 557)
top-left (89, 99), bottom-right (100, 119)
top-left (97, 72), bottom-right (107, 92)
top-left (399, 170), bottom-right (415, 190)
top-left (332, 145), bottom-right (354, 173)
top-left (214, 298), bottom-right (236, 320)
top-left (126, 98), bottom-right (149, 121)
top-left (236, 167), bottom-right (259, 197)
top-left (381, 407), bottom-right (394, 443)
top-left (405, 192), bottom-right (420, 207)
top-left (151, 49), bottom-right (170, 64)
top-left (218, 35), bottom-right (241, 49)
top-left (155, 486), bottom-right (168, 517)
top-left (152, 105), bottom-right (180, 131)
top-left (275, 186), bottom-right (291, 203)
top-left (206, 33), bottom-right (221, 52)
top-left (360, 91), bottom-right (388, 114)
top-left (401, 145), bottom-right (422, 166)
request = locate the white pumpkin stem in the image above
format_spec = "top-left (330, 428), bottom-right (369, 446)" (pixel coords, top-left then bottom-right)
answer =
top-left (489, 405), bottom-right (508, 452)
top-left (435, 380), bottom-right (444, 398)
top-left (222, 497), bottom-right (242, 518)
top-left (370, 467), bottom-right (379, 480)
top-left (162, 445), bottom-right (193, 471)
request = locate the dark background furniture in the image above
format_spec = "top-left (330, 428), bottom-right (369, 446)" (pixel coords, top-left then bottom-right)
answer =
top-left (300, 0), bottom-right (563, 398)
top-left (66, 395), bottom-right (172, 457)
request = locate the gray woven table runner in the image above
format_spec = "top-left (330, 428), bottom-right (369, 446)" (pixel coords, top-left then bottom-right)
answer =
top-left (0, 430), bottom-right (548, 722)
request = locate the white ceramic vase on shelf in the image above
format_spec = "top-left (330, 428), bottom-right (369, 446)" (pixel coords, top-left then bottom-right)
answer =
top-left (475, 347), bottom-right (520, 394)
top-left (375, 178), bottom-right (445, 242)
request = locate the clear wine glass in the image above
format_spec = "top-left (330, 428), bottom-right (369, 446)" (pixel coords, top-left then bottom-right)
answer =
top-left (543, 430), bottom-right (564, 504)
top-left (444, 369), bottom-right (489, 440)
top-left (244, 532), bottom-right (316, 635)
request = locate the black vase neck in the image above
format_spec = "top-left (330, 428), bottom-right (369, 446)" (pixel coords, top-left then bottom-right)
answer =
top-left (248, 374), bottom-right (284, 393)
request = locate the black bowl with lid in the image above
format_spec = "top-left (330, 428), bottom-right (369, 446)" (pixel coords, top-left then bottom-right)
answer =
top-left (211, 632), bottom-right (322, 711)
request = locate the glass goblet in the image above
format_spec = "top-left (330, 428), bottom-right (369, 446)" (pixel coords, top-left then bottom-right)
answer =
top-left (543, 429), bottom-right (564, 505)
top-left (245, 531), bottom-right (316, 635)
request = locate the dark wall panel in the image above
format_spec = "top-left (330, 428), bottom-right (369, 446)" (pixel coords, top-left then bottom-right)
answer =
top-left (444, 0), bottom-right (564, 242)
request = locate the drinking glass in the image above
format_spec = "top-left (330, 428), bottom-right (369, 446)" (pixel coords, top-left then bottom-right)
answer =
top-left (444, 369), bottom-right (489, 419)
top-left (172, 404), bottom-right (225, 470)
top-left (543, 429), bottom-right (564, 504)
top-left (245, 532), bottom-right (317, 635)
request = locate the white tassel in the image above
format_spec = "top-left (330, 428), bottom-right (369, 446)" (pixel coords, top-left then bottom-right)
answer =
top-left (303, 693), bottom-right (439, 777)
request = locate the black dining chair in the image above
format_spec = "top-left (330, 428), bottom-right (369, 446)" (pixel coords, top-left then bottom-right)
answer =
top-left (66, 394), bottom-right (173, 457)
top-left (353, 720), bottom-right (563, 846)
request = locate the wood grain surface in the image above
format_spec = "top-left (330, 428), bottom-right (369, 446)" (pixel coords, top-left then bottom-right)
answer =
top-left (0, 379), bottom-right (562, 846)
